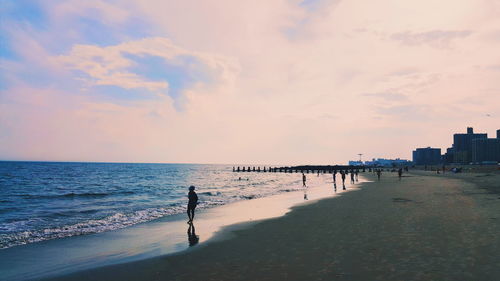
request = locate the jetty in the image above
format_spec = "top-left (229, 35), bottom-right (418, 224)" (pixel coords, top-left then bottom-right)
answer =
top-left (232, 165), bottom-right (369, 173)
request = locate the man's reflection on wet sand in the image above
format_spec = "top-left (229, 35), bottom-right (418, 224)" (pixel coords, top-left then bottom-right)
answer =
top-left (188, 223), bottom-right (199, 247)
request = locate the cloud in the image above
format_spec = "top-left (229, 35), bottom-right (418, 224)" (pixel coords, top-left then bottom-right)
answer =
top-left (362, 92), bottom-right (408, 101)
top-left (57, 37), bottom-right (240, 107)
top-left (390, 30), bottom-right (473, 48)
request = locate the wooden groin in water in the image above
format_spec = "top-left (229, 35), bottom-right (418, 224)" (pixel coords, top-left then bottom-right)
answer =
top-left (232, 165), bottom-right (369, 173)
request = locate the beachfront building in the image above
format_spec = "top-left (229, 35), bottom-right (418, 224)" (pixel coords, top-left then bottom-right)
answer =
top-left (348, 160), bottom-right (363, 166)
top-left (445, 127), bottom-right (487, 164)
top-left (471, 129), bottom-right (500, 164)
top-left (412, 147), bottom-right (441, 165)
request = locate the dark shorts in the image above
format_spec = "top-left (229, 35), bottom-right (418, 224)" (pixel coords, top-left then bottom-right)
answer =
top-left (187, 203), bottom-right (197, 210)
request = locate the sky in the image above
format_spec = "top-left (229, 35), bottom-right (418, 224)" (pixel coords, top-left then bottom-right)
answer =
top-left (1, 0), bottom-right (499, 165)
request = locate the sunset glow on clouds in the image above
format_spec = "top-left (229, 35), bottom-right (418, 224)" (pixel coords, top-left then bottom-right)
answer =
top-left (1, 0), bottom-right (499, 164)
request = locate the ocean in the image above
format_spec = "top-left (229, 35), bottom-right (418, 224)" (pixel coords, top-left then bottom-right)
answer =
top-left (0, 161), bottom-right (328, 250)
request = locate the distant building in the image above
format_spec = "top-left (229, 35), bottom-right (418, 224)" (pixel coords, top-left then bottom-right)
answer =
top-left (449, 127), bottom-right (487, 164)
top-left (471, 129), bottom-right (500, 164)
top-left (412, 147), bottom-right (442, 165)
top-left (348, 160), bottom-right (364, 166)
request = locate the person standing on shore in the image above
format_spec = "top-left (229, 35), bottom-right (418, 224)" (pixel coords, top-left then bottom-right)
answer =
top-left (355, 170), bottom-right (359, 182)
top-left (333, 170), bottom-right (337, 184)
top-left (341, 171), bottom-right (346, 189)
top-left (187, 185), bottom-right (198, 224)
top-left (350, 170), bottom-right (355, 184)
top-left (376, 169), bottom-right (381, 181)
top-left (302, 173), bottom-right (308, 200)
top-left (398, 168), bottom-right (403, 180)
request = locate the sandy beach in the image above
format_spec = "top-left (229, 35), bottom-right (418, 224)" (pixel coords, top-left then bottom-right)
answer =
top-left (46, 170), bottom-right (500, 281)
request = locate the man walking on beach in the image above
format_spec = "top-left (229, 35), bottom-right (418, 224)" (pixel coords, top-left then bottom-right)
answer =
top-left (350, 170), bottom-right (355, 184)
top-left (187, 185), bottom-right (198, 224)
top-left (341, 171), bottom-right (346, 190)
top-left (333, 170), bottom-right (337, 184)
top-left (377, 169), bottom-right (382, 181)
top-left (398, 168), bottom-right (403, 180)
top-left (302, 173), bottom-right (308, 200)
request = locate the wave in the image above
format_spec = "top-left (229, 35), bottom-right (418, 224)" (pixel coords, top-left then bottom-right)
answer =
top-left (198, 191), bottom-right (222, 196)
top-left (16, 191), bottom-right (134, 200)
top-left (0, 206), bottom-right (185, 249)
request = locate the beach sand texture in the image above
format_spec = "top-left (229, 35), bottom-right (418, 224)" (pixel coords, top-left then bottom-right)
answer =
top-left (50, 172), bottom-right (500, 281)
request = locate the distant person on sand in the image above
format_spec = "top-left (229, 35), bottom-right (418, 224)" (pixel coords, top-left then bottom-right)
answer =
top-left (187, 223), bottom-right (199, 247)
top-left (398, 168), bottom-right (402, 180)
top-left (376, 169), bottom-right (381, 181)
top-left (333, 170), bottom-right (337, 183)
top-left (187, 185), bottom-right (198, 224)
top-left (355, 170), bottom-right (359, 182)
top-left (302, 173), bottom-right (308, 200)
top-left (350, 171), bottom-right (355, 184)
top-left (341, 171), bottom-right (346, 190)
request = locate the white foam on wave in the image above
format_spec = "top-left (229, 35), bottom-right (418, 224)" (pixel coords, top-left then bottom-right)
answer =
top-left (0, 206), bottom-right (186, 249)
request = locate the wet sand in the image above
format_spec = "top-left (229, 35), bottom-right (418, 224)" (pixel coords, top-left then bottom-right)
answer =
top-left (48, 172), bottom-right (500, 281)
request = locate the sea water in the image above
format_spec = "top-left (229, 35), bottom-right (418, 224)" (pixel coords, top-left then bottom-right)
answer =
top-left (0, 161), bottom-right (329, 249)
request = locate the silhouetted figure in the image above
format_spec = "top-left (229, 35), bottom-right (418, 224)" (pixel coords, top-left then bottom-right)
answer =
top-left (187, 223), bottom-right (199, 247)
top-left (187, 185), bottom-right (198, 224)
top-left (355, 170), bottom-right (359, 182)
top-left (333, 170), bottom-right (337, 183)
top-left (341, 171), bottom-right (346, 190)
top-left (333, 182), bottom-right (337, 192)
top-left (376, 169), bottom-right (381, 181)
top-left (302, 173), bottom-right (307, 187)
top-left (398, 168), bottom-right (402, 180)
top-left (350, 171), bottom-right (355, 184)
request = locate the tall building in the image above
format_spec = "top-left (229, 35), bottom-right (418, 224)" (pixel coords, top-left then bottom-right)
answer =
top-left (450, 127), bottom-right (487, 164)
top-left (472, 129), bottom-right (500, 164)
top-left (412, 147), bottom-right (442, 165)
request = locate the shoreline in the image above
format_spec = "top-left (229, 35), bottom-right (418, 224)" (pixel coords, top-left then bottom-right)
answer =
top-left (1, 173), bottom-right (359, 281)
top-left (50, 170), bottom-right (500, 281)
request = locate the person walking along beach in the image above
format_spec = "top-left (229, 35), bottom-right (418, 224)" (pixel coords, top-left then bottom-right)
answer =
top-left (333, 170), bottom-right (337, 183)
top-left (187, 185), bottom-right (198, 224)
top-left (398, 168), bottom-right (403, 180)
top-left (350, 170), bottom-right (355, 184)
top-left (302, 173), bottom-right (308, 200)
top-left (355, 170), bottom-right (359, 182)
top-left (341, 171), bottom-right (346, 190)
top-left (376, 169), bottom-right (381, 181)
